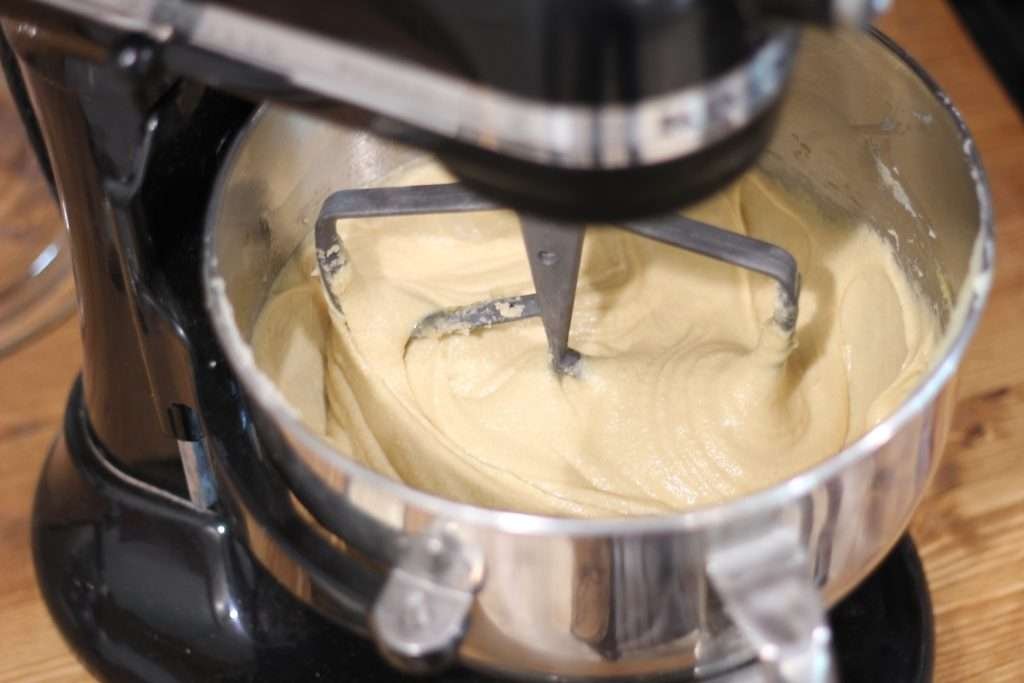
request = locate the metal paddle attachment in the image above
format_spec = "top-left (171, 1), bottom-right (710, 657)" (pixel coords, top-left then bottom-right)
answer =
top-left (315, 183), bottom-right (800, 375)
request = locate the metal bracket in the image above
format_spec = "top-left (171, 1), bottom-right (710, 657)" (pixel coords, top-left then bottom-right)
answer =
top-left (707, 526), bottom-right (836, 683)
top-left (370, 526), bottom-right (484, 674)
top-left (177, 438), bottom-right (217, 509)
top-left (104, 107), bottom-right (215, 509)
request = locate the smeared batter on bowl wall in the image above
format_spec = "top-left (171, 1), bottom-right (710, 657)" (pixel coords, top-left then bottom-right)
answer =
top-left (251, 161), bottom-right (939, 517)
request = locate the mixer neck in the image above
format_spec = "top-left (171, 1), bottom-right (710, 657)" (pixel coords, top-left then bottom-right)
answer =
top-left (4, 22), bottom-right (252, 498)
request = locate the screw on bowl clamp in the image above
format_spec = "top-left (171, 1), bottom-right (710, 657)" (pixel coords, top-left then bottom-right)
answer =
top-left (370, 524), bottom-right (485, 673)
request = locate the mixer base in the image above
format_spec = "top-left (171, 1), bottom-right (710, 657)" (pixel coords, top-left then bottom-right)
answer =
top-left (34, 380), bottom-right (932, 682)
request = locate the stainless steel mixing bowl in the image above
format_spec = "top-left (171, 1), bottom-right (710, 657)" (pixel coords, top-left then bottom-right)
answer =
top-left (204, 28), bottom-right (994, 682)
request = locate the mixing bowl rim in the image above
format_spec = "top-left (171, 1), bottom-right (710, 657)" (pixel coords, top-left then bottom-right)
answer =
top-left (204, 27), bottom-right (995, 537)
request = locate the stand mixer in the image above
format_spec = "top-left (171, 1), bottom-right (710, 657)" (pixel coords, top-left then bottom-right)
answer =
top-left (0, 0), bottom-right (995, 681)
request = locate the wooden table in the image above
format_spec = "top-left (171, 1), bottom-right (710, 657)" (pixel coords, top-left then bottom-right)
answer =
top-left (1, 0), bottom-right (1023, 680)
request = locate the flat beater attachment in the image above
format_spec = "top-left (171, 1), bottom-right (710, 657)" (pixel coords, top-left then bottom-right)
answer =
top-left (315, 183), bottom-right (800, 375)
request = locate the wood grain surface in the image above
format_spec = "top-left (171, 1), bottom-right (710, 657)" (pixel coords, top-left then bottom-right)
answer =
top-left (1, 0), bottom-right (1023, 680)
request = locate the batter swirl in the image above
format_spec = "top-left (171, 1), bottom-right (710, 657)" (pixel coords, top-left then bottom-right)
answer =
top-left (252, 162), bottom-right (939, 516)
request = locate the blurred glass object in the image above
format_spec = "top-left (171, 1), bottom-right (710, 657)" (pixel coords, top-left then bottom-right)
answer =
top-left (0, 70), bottom-right (74, 356)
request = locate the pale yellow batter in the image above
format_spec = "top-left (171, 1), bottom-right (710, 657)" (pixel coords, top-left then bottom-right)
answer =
top-left (252, 162), bottom-right (939, 517)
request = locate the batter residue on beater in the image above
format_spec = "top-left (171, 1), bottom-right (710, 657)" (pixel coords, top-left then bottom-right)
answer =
top-left (252, 162), bottom-right (939, 516)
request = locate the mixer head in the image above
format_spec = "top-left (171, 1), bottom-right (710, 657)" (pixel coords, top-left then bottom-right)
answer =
top-left (11, 0), bottom-right (887, 218)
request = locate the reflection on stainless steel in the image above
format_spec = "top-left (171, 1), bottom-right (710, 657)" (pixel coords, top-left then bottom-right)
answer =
top-left (204, 28), bottom-right (994, 681)
top-left (177, 439), bottom-right (218, 509)
top-left (570, 533), bottom-right (707, 660)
